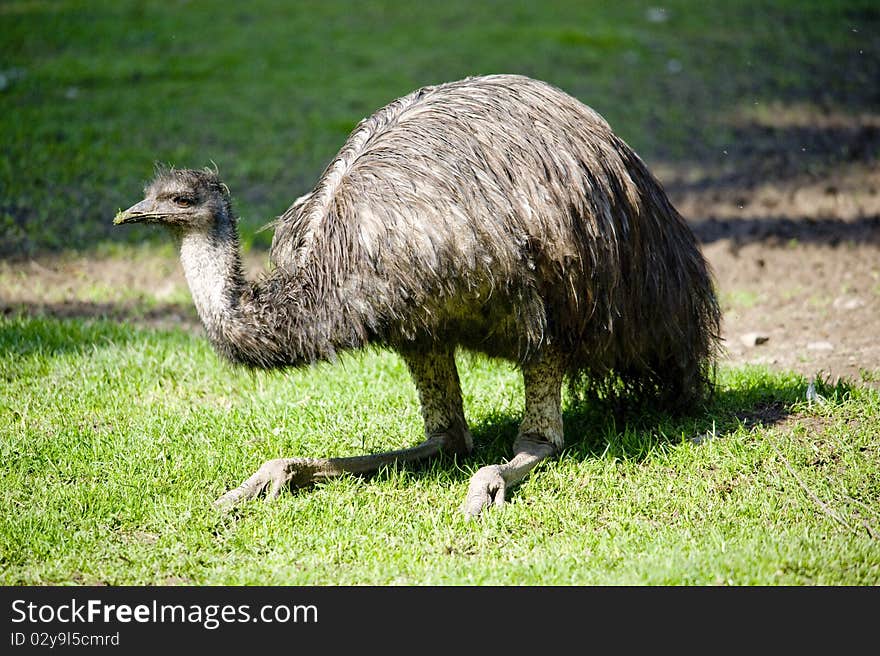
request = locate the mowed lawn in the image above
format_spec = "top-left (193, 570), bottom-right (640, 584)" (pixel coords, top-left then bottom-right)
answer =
top-left (1, 1), bottom-right (878, 585)
top-left (2, 316), bottom-right (879, 585)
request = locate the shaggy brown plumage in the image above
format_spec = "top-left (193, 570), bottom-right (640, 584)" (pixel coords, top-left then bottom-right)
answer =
top-left (116, 74), bottom-right (721, 516)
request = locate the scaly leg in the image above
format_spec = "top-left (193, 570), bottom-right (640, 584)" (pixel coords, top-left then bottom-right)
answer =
top-left (214, 348), bottom-right (471, 508)
top-left (463, 346), bottom-right (565, 518)
top-left (402, 347), bottom-right (472, 456)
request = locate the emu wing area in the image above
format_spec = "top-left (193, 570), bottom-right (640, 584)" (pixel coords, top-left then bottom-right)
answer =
top-left (268, 75), bottom-right (700, 368)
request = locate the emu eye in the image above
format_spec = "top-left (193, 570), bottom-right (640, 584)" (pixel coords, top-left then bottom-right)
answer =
top-left (174, 196), bottom-right (194, 208)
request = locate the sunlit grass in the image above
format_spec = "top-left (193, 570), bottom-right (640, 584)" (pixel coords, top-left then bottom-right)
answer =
top-left (1, 316), bottom-right (877, 585)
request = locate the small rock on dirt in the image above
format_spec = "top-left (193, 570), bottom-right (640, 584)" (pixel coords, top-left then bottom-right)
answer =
top-left (807, 341), bottom-right (834, 351)
top-left (832, 296), bottom-right (865, 311)
top-left (740, 332), bottom-right (770, 347)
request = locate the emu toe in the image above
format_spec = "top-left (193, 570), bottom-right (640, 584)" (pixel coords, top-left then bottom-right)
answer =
top-left (213, 457), bottom-right (319, 509)
top-left (463, 465), bottom-right (508, 518)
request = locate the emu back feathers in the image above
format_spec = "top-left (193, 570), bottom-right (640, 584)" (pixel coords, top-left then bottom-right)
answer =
top-left (251, 74), bottom-right (719, 406)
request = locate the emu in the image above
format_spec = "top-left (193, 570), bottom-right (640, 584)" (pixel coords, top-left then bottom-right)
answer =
top-left (115, 74), bottom-right (720, 517)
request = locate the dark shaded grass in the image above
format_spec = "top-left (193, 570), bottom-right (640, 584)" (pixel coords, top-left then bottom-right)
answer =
top-left (1, 0), bottom-right (877, 255)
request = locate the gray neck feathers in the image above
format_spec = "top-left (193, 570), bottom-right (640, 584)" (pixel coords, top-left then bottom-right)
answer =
top-left (178, 223), bottom-right (247, 349)
top-left (176, 220), bottom-right (366, 370)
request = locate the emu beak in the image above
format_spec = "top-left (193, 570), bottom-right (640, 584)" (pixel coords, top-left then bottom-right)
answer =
top-left (114, 199), bottom-right (159, 225)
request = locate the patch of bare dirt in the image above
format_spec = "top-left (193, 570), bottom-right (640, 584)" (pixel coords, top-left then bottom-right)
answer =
top-left (702, 236), bottom-right (880, 388)
top-left (659, 163), bottom-right (880, 390)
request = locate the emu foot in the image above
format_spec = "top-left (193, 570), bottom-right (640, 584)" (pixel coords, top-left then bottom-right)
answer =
top-left (462, 438), bottom-right (558, 519)
top-left (463, 465), bottom-right (508, 518)
top-left (213, 458), bottom-right (320, 509)
top-left (213, 437), bottom-right (448, 510)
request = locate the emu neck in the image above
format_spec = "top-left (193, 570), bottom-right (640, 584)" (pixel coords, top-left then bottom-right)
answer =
top-left (176, 220), bottom-right (369, 370)
top-left (177, 223), bottom-right (246, 341)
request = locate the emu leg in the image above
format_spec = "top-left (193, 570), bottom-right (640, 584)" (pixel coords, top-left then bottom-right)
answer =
top-left (463, 347), bottom-right (565, 518)
top-left (213, 348), bottom-right (471, 508)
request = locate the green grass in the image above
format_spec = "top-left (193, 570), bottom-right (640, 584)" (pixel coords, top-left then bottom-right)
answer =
top-left (2, 0), bottom-right (877, 254)
top-left (2, 0), bottom-right (878, 586)
top-left (721, 289), bottom-right (764, 311)
top-left (1, 315), bottom-right (877, 585)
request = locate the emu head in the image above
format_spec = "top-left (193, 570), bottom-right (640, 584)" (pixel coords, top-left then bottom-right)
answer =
top-left (114, 167), bottom-right (234, 232)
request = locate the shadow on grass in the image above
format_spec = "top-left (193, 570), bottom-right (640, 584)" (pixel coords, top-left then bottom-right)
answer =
top-left (691, 215), bottom-right (880, 248)
top-left (667, 121), bottom-right (880, 191)
top-left (2, 301), bottom-right (198, 328)
top-left (0, 311), bottom-right (175, 358)
top-left (0, 299), bottom-right (204, 359)
top-left (351, 369), bottom-right (843, 502)
top-left (217, 373), bottom-right (824, 513)
top-left (434, 371), bottom-right (861, 490)
top-left (558, 385), bottom-right (799, 463)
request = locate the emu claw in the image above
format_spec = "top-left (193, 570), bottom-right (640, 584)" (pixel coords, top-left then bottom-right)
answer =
top-left (213, 457), bottom-right (317, 509)
top-left (463, 465), bottom-right (507, 518)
